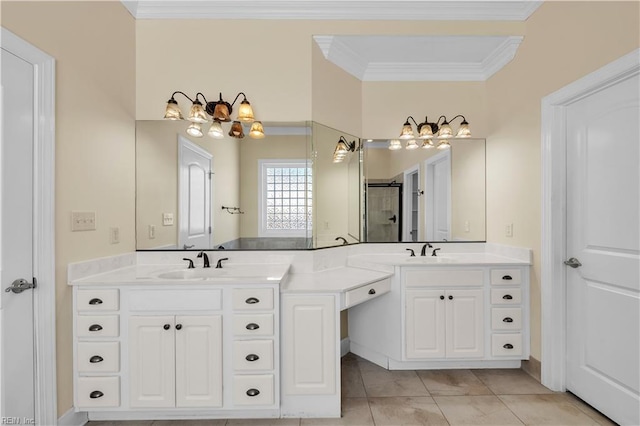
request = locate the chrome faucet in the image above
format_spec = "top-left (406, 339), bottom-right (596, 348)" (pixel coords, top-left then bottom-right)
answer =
top-left (197, 251), bottom-right (210, 268)
top-left (420, 242), bottom-right (433, 256)
top-left (335, 236), bottom-right (348, 245)
top-left (215, 257), bottom-right (229, 269)
top-left (431, 248), bottom-right (441, 257)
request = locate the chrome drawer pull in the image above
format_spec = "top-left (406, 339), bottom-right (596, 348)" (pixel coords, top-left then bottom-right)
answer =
top-left (502, 275), bottom-right (513, 280)
top-left (245, 297), bottom-right (260, 304)
top-left (502, 294), bottom-right (513, 300)
top-left (246, 388), bottom-right (260, 397)
top-left (245, 354), bottom-right (260, 362)
top-left (246, 323), bottom-right (259, 330)
top-left (89, 298), bottom-right (103, 305)
top-left (368, 289), bottom-right (376, 295)
top-left (89, 355), bottom-right (104, 363)
top-left (503, 317), bottom-right (514, 323)
top-left (89, 390), bottom-right (104, 399)
top-left (503, 343), bottom-right (514, 349)
top-left (88, 324), bottom-right (103, 332)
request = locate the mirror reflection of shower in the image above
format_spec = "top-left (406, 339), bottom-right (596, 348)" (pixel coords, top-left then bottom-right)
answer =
top-left (365, 182), bottom-right (402, 242)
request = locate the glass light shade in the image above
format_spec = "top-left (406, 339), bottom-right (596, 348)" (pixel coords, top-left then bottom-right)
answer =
top-left (399, 123), bottom-right (414, 139)
top-left (237, 99), bottom-right (255, 123)
top-left (213, 102), bottom-right (231, 122)
top-left (335, 141), bottom-right (350, 156)
top-left (188, 101), bottom-right (208, 123)
top-left (405, 139), bottom-right (419, 150)
top-left (438, 122), bottom-right (453, 139)
top-left (456, 122), bottom-right (471, 138)
top-left (164, 99), bottom-right (183, 120)
top-left (418, 124), bottom-right (433, 139)
top-left (249, 121), bottom-right (265, 139)
top-left (421, 139), bottom-right (434, 149)
top-left (208, 121), bottom-right (224, 139)
top-left (186, 122), bottom-right (203, 138)
top-left (228, 121), bottom-right (244, 138)
top-left (436, 139), bottom-right (451, 150)
top-left (388, 139), bottom-right (402, 150)
top-left (333, 153), bottom-right (346, 163)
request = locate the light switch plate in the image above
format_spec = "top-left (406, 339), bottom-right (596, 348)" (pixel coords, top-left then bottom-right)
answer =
top-left (505, 223), bottom-right (513, 238)
top-left (162, 213), bottom-right (174, 226)
top-left (148, 224), bottom-right (156, 239)
top-left (110, 227), bottom-right (120, 244)
top-left (71, 211), bottom-right (96, 231)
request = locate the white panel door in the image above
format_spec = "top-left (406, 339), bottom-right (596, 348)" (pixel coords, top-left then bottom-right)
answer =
top-left (566, 72), bottom-right (639, 426)
top-left (178, 136), bottom-right (212, 250)
top-left (405, 289), bottom-right (445, 359)
top-left (129, 316), bottom-right (175, 408)
top-left (175, 315), bottom-right (222, 408)
top-left (1, 48), bottom-right (35, 421)
top-left (445, 289), bottom-right (484, 358)
top-left (282, 295), bottom-right (336, 395)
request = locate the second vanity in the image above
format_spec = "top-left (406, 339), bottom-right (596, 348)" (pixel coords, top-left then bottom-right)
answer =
top-left (68, 243), bottom-right (530, 421)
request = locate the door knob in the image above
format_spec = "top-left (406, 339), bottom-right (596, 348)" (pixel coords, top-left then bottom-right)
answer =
top-left (5, 278), bottom-right (37, 294)
top-left (564, 257), bottom-right (582, 268)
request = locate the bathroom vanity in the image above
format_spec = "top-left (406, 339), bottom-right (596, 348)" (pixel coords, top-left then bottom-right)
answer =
top-left (68, 244), bottom-right (530, 421)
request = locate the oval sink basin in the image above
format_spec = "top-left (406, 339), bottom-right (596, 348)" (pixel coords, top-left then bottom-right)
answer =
top-left (154, 263), bottom-right (290, 281)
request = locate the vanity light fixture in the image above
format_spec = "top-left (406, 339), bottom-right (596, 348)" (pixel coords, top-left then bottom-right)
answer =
top-left (332, 136), bottom-right (357, 163)
top-left (163, 91), bottom-right (265, 139)
top-left (396, 115), bottom-right (471, 150)
top-left (388, 139), bottom-right (402, 150)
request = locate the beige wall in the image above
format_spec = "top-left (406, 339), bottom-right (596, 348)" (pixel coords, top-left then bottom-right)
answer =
top-left (1, 0), bottom-right (136, 415)
top-left (135, 121), bottom-right (240, 249)
top-left (485, 1), bottom-right (640, 360)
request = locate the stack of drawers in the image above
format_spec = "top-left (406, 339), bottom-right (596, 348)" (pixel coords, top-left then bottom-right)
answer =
top-left (489, 269), bottom-right (523, 358)
top-left (231, 286), bottom-right (278, 407)
top-left (75, 288), bottom-right (121, 408)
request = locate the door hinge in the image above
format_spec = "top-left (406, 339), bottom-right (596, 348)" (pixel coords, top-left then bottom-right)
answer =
top-left (208, 172), bottom-right (214, 179)
top-left (209, 226), bottom-right (212, 234)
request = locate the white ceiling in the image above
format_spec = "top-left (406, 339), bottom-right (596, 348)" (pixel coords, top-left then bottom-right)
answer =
top-left (123, 0), bottom-right (537, 81)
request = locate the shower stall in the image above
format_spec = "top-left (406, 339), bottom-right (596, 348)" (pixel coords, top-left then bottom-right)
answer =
top-left (365, 182), bottom-right (402, 242)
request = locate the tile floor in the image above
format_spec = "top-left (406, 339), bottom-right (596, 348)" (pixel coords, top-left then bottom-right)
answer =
top-left (88, 353), bottom-right (616, 426)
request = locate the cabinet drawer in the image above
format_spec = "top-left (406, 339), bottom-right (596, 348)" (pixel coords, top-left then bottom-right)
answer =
top-left (232, 288), bottom-right (274, 311)
top-left (491, 333), bottom-right (523, 357)
top-left (490, 288), bottom-right (522, 304)
top-left (77, 342), bottom-right (120, 373)
top-left (491, 308), bottom-right (522, 330)
top-left (345, 278), bottom-right (391, 309)
top-left (490, 269), bottom-right (522, 285)
top-left (233, 340), bottom-right (274, 371)
top-left (233, 374), bottom-right (274, 406)
top-left (76, 376), bottom-right (120, 408)
top-left (77, 315), bottom-right (119, 338)
top-left (404, 269), bottom-right (483, 287)
top-left (233, 314), bottom-right (274, 336)
top-left (77, 289), bottom-right (119, 312)
top-left (128, 289), bottom-right (221, 311)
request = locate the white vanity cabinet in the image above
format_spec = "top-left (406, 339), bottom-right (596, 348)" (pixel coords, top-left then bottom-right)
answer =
top-left (72, 282), bottom-right (280, 420)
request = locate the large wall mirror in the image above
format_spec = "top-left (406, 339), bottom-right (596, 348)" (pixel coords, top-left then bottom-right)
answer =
top-left (135, 120), bottom-right (362, 250)
top-left (363, 138), bottom-right (486, 243)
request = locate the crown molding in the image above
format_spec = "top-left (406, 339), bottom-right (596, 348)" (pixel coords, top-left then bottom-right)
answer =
top-left (122, 1), bottom-right (542, 21)
top-left (480, 35), bottom-right (524, 79)
top-left (314, 36), bottom-right (368, 80)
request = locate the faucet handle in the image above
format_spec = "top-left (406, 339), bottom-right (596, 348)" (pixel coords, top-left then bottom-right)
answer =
top-left (431, 248), bottom-right (441, 257)
top-left (406, 248), bottom-right (416, 257)
top-left (215, 257), bottom-right (229, 269)
top-left (182, 258), bottom-right (195, 269)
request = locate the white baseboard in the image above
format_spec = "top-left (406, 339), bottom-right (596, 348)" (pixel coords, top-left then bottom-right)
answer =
top-left (58, 408), bottom-right (88, 426)
top-left (340, 337), bottom-right (350, 357)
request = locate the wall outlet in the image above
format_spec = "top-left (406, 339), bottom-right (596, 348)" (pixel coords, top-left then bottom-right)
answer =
top-left (71, 211), bottom-right (96, 231)
top-left (505, 223), bottom-right (513, 238)
top-left (464, 220), bottom-right (470, 233)
top-left (110, 227), bottom-right (120, 244)
top-left (148, 224), bottom-right (156, 239)
top-left (163, 213), bottom-right (174, 226)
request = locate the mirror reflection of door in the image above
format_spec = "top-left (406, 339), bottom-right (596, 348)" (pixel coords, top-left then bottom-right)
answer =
top-left (366, 182), bottom-right (402, 242)
top-left (425, 151), bottom-right (451, 241)
top-left (178, 136), bottom-right (213, 250)
top-left (403, 166), bottom-right (420, 242)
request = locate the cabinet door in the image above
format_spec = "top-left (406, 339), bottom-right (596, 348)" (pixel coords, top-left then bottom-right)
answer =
top-left (129, 316), bottom-right (175, 407)
top-left (175, 315), bottom-right (223, 408)
top-left (282, 295), bottom-right (336, 395)
top-left (445, 289), bottom-right (484, 358)
top-left (405, 289), bottom-right (445, 359)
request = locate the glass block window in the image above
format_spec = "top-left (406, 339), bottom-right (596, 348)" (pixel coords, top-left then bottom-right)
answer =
top-left (258, 160), bottom-right (312, 237)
